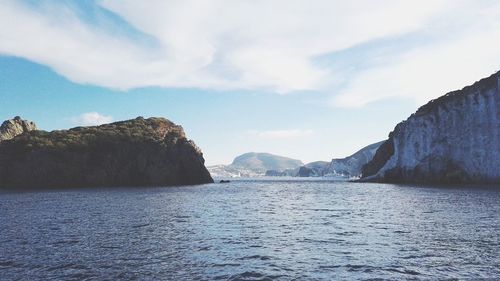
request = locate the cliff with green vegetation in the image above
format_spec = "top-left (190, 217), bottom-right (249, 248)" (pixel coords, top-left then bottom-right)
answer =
top-left (0, 117), bottom-right (213, 188)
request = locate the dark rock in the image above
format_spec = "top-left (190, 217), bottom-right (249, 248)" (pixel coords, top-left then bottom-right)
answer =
top-left (302, 161), bottom-right (329, 177)
top-left (0, 117), bottom-right (213, 188)
top-left (361, 138), bottom-right (394, 178)
top-left (297, 166), bottom-right (314, 177)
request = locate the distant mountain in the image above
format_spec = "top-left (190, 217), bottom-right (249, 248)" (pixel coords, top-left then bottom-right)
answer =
top-left (208, 152), bottom-right (303, 177)
top-left (231, 152), bottom-right (303, 173)
top-left (208, 144), bottom-right (383, 179)
top-left (273, 142), bottom-right (384, 178)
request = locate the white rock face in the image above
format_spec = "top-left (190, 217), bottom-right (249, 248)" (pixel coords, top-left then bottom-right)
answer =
top-left (324, 141), bottom-right (384, 178)
top-left (0, 116), bottom-right (37, 142)
top-left (363, 71), bottom-right (500, 183)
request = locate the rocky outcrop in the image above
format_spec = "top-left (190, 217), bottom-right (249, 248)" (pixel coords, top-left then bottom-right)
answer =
top-left (0, 117), bottom-right (213, 188)
top-left (297, 166), bottom-right (315, 177)
top-left (283, 142), bottom-right (383, 179)
top-left (324, 141), bottom-right (384, 178)
top-left (0, 116), bottom-right (37, 141)
top-left (294, 161), bottom-right (329, 177)
top-left (362, 70), bottom-right (500, 184)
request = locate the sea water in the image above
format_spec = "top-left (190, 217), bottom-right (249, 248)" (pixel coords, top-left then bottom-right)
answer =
top-left (0, 179), bottom-right (499, 280)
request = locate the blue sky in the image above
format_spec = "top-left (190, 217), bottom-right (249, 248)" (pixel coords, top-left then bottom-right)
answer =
top-left (1, 0), bottom-right (500, 165)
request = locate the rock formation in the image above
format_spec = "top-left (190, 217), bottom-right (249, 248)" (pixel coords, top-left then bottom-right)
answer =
top-left (362, 70), bottom-right (500, 184)
top-left (323, 141), bottom-right (384, 178)
top-left (0, 117), bottom-right (213, 188)
top-left (0, 116), bottom-right (37, 141)
top-left (286, 142), bottom-right (384, 178)
top-left (295, 161), bottom-right (329, 177)
top-left (297, 166), bottom-right (315, 177)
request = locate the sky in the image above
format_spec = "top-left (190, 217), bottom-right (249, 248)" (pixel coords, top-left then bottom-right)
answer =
top-left (1, 0), bottom-right (500, 165)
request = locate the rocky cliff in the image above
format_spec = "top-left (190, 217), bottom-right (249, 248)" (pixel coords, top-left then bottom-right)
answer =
top-left (324, 141), bottom-right (384, 178)
top-left (294, 161), bottom-right (329, 177)
top-left (0, 116), bottom-right (37, 141)
top-left (362, 70), bottom-right (500, 184)
top-left (0, 117), bottom-right (213, 188)
top-left (290, 142), bottom-right (383, 178)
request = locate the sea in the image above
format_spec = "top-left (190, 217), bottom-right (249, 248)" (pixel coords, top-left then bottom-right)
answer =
top-left (0, 178), bottom-right (499, 280)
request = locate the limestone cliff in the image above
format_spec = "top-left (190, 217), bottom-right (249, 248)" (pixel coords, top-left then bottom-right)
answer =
top-left (362, 70), bottom-right (500, 184)
top-left (291, 142), bottom-right (383, 178)
top-left (0, 116), bottom-right (37, 141)
top-left (0, 117), bottom-right (213, 188)
top-left (324, 141), bottom-right (384, 178)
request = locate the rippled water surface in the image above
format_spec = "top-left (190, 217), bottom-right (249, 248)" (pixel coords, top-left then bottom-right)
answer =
top-left (1, 179), bottom-right (499, 280)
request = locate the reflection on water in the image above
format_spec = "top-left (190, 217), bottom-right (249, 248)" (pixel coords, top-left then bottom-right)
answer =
top-left (0, 180), bottom-right (499, 280)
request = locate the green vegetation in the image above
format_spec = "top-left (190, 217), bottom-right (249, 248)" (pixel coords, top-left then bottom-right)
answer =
top-left (6, 117), bottom-right (182, 150)
top-left (0, 116), bottom-right (213, 188)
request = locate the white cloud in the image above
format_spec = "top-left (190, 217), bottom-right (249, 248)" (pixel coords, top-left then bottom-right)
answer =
top-left (71, 112), bottom-right (113, 126)
top-left (247, 129), bottom-right (314, 140)
top-left (0, 0), bottom-right (499, 106)
top-left (331, 1), bottom-right (500, 107)
top-left (0, 0), bottom-right (450, 93)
